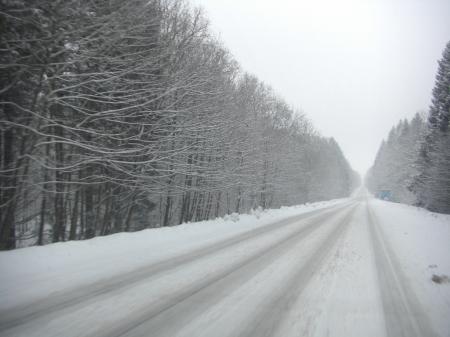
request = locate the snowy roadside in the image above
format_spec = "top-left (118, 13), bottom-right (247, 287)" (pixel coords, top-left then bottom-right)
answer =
top-left (0, 198), bottom-right (347, 311)
top-left (370, 199), bottom-right (450, 337)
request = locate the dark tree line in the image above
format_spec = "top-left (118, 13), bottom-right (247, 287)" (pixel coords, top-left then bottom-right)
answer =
top-left (366, 41), bottom-right (450, 214)
top-left (0, 0), bottom-right (358, 250)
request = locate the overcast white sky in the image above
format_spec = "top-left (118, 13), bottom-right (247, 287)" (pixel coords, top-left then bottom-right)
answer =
top-left (191, 0), bottom-right (450, 175)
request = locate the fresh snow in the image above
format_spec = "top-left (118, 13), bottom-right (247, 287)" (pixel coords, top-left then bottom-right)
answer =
top-left (369, 199), bottom-right (450, 337)
top-left (0, 195), bottom-right (449, 337)
top-left (0, 198), bottom-right (345, 311)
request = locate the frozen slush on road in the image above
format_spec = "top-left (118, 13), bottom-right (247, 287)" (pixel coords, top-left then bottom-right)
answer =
top-left (0, 191), bottom-right (448, 337)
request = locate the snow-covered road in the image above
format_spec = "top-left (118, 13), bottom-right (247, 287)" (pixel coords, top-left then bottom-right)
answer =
top-left (1, 194), bottom-right (449, 337)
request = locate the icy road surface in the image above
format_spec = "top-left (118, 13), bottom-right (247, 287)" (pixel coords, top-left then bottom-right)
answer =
top-left (0, 194), bottom-right (449, 337)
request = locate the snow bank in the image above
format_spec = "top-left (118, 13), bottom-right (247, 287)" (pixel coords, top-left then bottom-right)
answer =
top-left (0, 198), bottom-right (346, 311)
top-left (370, 199), bottom-right (450, 336)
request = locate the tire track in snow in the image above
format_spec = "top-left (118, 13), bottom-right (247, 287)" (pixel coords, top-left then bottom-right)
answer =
top-left (0, 202), bottom-right (351, 333)
top-left (367, 202), bottom-right (438, 337)
top-left (90, 204), bottom-right (358, 337)
top-left (234, 203), bottom-right (357, 337)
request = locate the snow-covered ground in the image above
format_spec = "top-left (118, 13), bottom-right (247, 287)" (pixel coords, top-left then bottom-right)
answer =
top-left (370, 199), bottom-right (450, 337)
top-left (0, 195), bottom-right (449, 337)
top-left (0, 198), bottom-right (346, 311)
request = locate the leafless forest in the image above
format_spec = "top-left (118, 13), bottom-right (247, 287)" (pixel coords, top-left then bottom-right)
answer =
top-left (0, 0), bottom-right (360, 249)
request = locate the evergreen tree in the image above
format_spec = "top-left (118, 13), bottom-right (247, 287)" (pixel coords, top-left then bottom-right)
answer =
top-left (370, 41), bottom-right (450, 213)
top-left (366, 114), bottom-right (426, 204)
top-left (411, 41), bottom-right (450, 213)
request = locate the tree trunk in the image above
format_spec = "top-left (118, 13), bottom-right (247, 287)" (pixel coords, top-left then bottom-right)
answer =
top-left (0, 107), bottom-right (17, 250)
top-left (69, 189), bottom-right (79, 240)
top-left (52, 124), bottom-right (65, 243)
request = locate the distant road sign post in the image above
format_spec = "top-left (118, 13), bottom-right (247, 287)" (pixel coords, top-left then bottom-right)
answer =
top-left (378, 190), bottom-right (392, 201)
